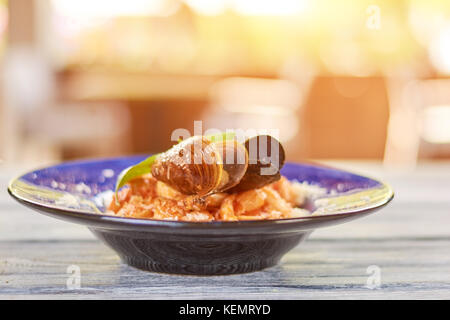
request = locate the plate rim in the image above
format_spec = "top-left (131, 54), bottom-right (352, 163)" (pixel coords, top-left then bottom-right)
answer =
top-left (7, 157), bottom-right (394, 230)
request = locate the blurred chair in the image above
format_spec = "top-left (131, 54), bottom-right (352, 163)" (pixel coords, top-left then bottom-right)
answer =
top-left (1, 46), bottom-right (131, 165)
top-left (385, 77), bottom-right (450, 168)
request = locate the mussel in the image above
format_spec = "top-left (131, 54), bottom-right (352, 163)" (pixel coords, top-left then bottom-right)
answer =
top-left (151, 136), bottom-right (249, 196)
top-left (151, 134), bottom-right (285, 196)
top-left (228, 135), bottom-right (285, 193)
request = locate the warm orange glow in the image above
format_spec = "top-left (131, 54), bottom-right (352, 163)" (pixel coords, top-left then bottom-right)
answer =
top-left (184, 0), bottom-right (227, 15)
top-left (48, 0), bottom-right (450, 76)
top-left (233, 0), bottom-right (308, 16)
top-left (52, 0), bottom-right (180, 17)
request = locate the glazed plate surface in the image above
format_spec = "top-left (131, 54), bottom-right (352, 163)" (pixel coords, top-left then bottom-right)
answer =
top-left (8, 156), bottom-right (393, 275)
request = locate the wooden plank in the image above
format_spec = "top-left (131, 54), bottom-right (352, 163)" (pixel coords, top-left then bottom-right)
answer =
top-left (0, 239), bottom-right (449, 299)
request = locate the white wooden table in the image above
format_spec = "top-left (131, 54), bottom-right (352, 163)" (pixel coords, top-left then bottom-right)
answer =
top-left (1, 161), bottom-right (449, 299)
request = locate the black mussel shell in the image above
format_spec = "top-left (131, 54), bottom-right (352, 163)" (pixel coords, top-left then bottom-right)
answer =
top-left (227, 135), bottom-right (285, 193)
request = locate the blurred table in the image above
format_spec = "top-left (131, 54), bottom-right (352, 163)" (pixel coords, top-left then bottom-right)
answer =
top-left (0, 161), bottom-right (449, 299)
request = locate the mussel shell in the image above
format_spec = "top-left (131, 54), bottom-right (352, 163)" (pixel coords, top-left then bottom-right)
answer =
top-left (227, 135), bottom-right (286, 193)
top-left (211, 139), bottom-right (248, 192)
top-left (151, 136), bottom-right (248, 196)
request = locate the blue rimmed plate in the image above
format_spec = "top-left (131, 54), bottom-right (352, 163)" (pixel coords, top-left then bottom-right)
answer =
top-left (8, 156), bottom-right (393, 275)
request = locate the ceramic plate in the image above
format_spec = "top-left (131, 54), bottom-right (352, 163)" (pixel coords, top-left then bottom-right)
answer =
top-left (8, 156), bottom-right (394, 275)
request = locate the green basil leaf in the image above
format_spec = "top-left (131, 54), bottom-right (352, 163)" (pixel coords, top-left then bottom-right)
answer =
top-left (206, 131), bottom-right (235, 142)
top-left (114, 154), bottom-right (159, 203)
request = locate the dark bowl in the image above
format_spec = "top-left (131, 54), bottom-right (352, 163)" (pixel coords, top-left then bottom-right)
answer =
top-left (8, 156), bottom-right (393, 275)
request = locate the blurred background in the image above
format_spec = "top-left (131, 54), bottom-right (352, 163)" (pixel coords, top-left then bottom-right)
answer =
top-left (1, 0), bottom-right (450, 169)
